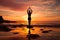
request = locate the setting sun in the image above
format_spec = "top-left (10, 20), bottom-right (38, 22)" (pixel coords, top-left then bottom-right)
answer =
top-left (22, 15), bottom-right (28, 21)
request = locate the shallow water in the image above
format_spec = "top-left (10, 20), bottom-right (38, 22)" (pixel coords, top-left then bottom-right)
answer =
top-left (0, 26), bottom-right (60, 40)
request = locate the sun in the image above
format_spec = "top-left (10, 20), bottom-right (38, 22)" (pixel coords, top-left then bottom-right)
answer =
top-left (22, 15), bottom-right (28, 21)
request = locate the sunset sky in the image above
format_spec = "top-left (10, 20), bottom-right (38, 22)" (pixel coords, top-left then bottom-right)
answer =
top-left (0, 0), bottom-right (60, 24)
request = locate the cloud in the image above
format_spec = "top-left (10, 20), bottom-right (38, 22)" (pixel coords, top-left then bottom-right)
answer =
top-left (0, 0), bottom-right (28, 11)
top-left (0, 0), bottom-right (60, 21)
top-left (0, 10), bottom-right (14, 16)
top-left (30, 0), bottom-right (60, 17)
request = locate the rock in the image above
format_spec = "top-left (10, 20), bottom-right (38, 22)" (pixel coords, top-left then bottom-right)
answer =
top-left (0, 26), bottom-right (11, 32)
top-left (27, 34), bottom-right (40, 39)
top-left (31, 29), bottom-right (35, 30)
top-left (42, 30), bottom-right (52, 33)
top-left (13, 32), bottom-right (19, 34)
top-left (40, 29), bottom-right (43, 30)
top-left (42, 30), bottom-right (49, 33)
top-left (48, 30), bottom-right (52, 31)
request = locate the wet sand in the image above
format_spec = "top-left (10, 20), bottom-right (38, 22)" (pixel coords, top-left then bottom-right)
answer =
top-left (0, 26), bottom-right (60, 40)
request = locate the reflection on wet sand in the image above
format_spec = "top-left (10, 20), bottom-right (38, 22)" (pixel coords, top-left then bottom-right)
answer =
top-left (0, 26), bottom-right (60, 40)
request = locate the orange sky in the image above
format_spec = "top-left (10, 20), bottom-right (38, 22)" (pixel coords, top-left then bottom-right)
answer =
top-left (0, 0), bottom-right (60, 24)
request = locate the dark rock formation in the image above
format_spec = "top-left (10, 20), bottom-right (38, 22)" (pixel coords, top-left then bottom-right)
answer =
top-left (0, 16), bottom-right (4, 23)
top-left (13, 32), bottom-right (19, 34)
top-left (27, 34), bottom-right (40, 39)
top-left (42, 30), bottom-right (52, 33)
top-left (40, 29), bottom-right (44, 31)
top-left (31, 29), bottom-right (35, 30)
top-left (0, 26), bottom-right (11, 32)
top-left (48, 30), bottom-right (52, 31)
top-left (42, 31), bottom-right (49, 33)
